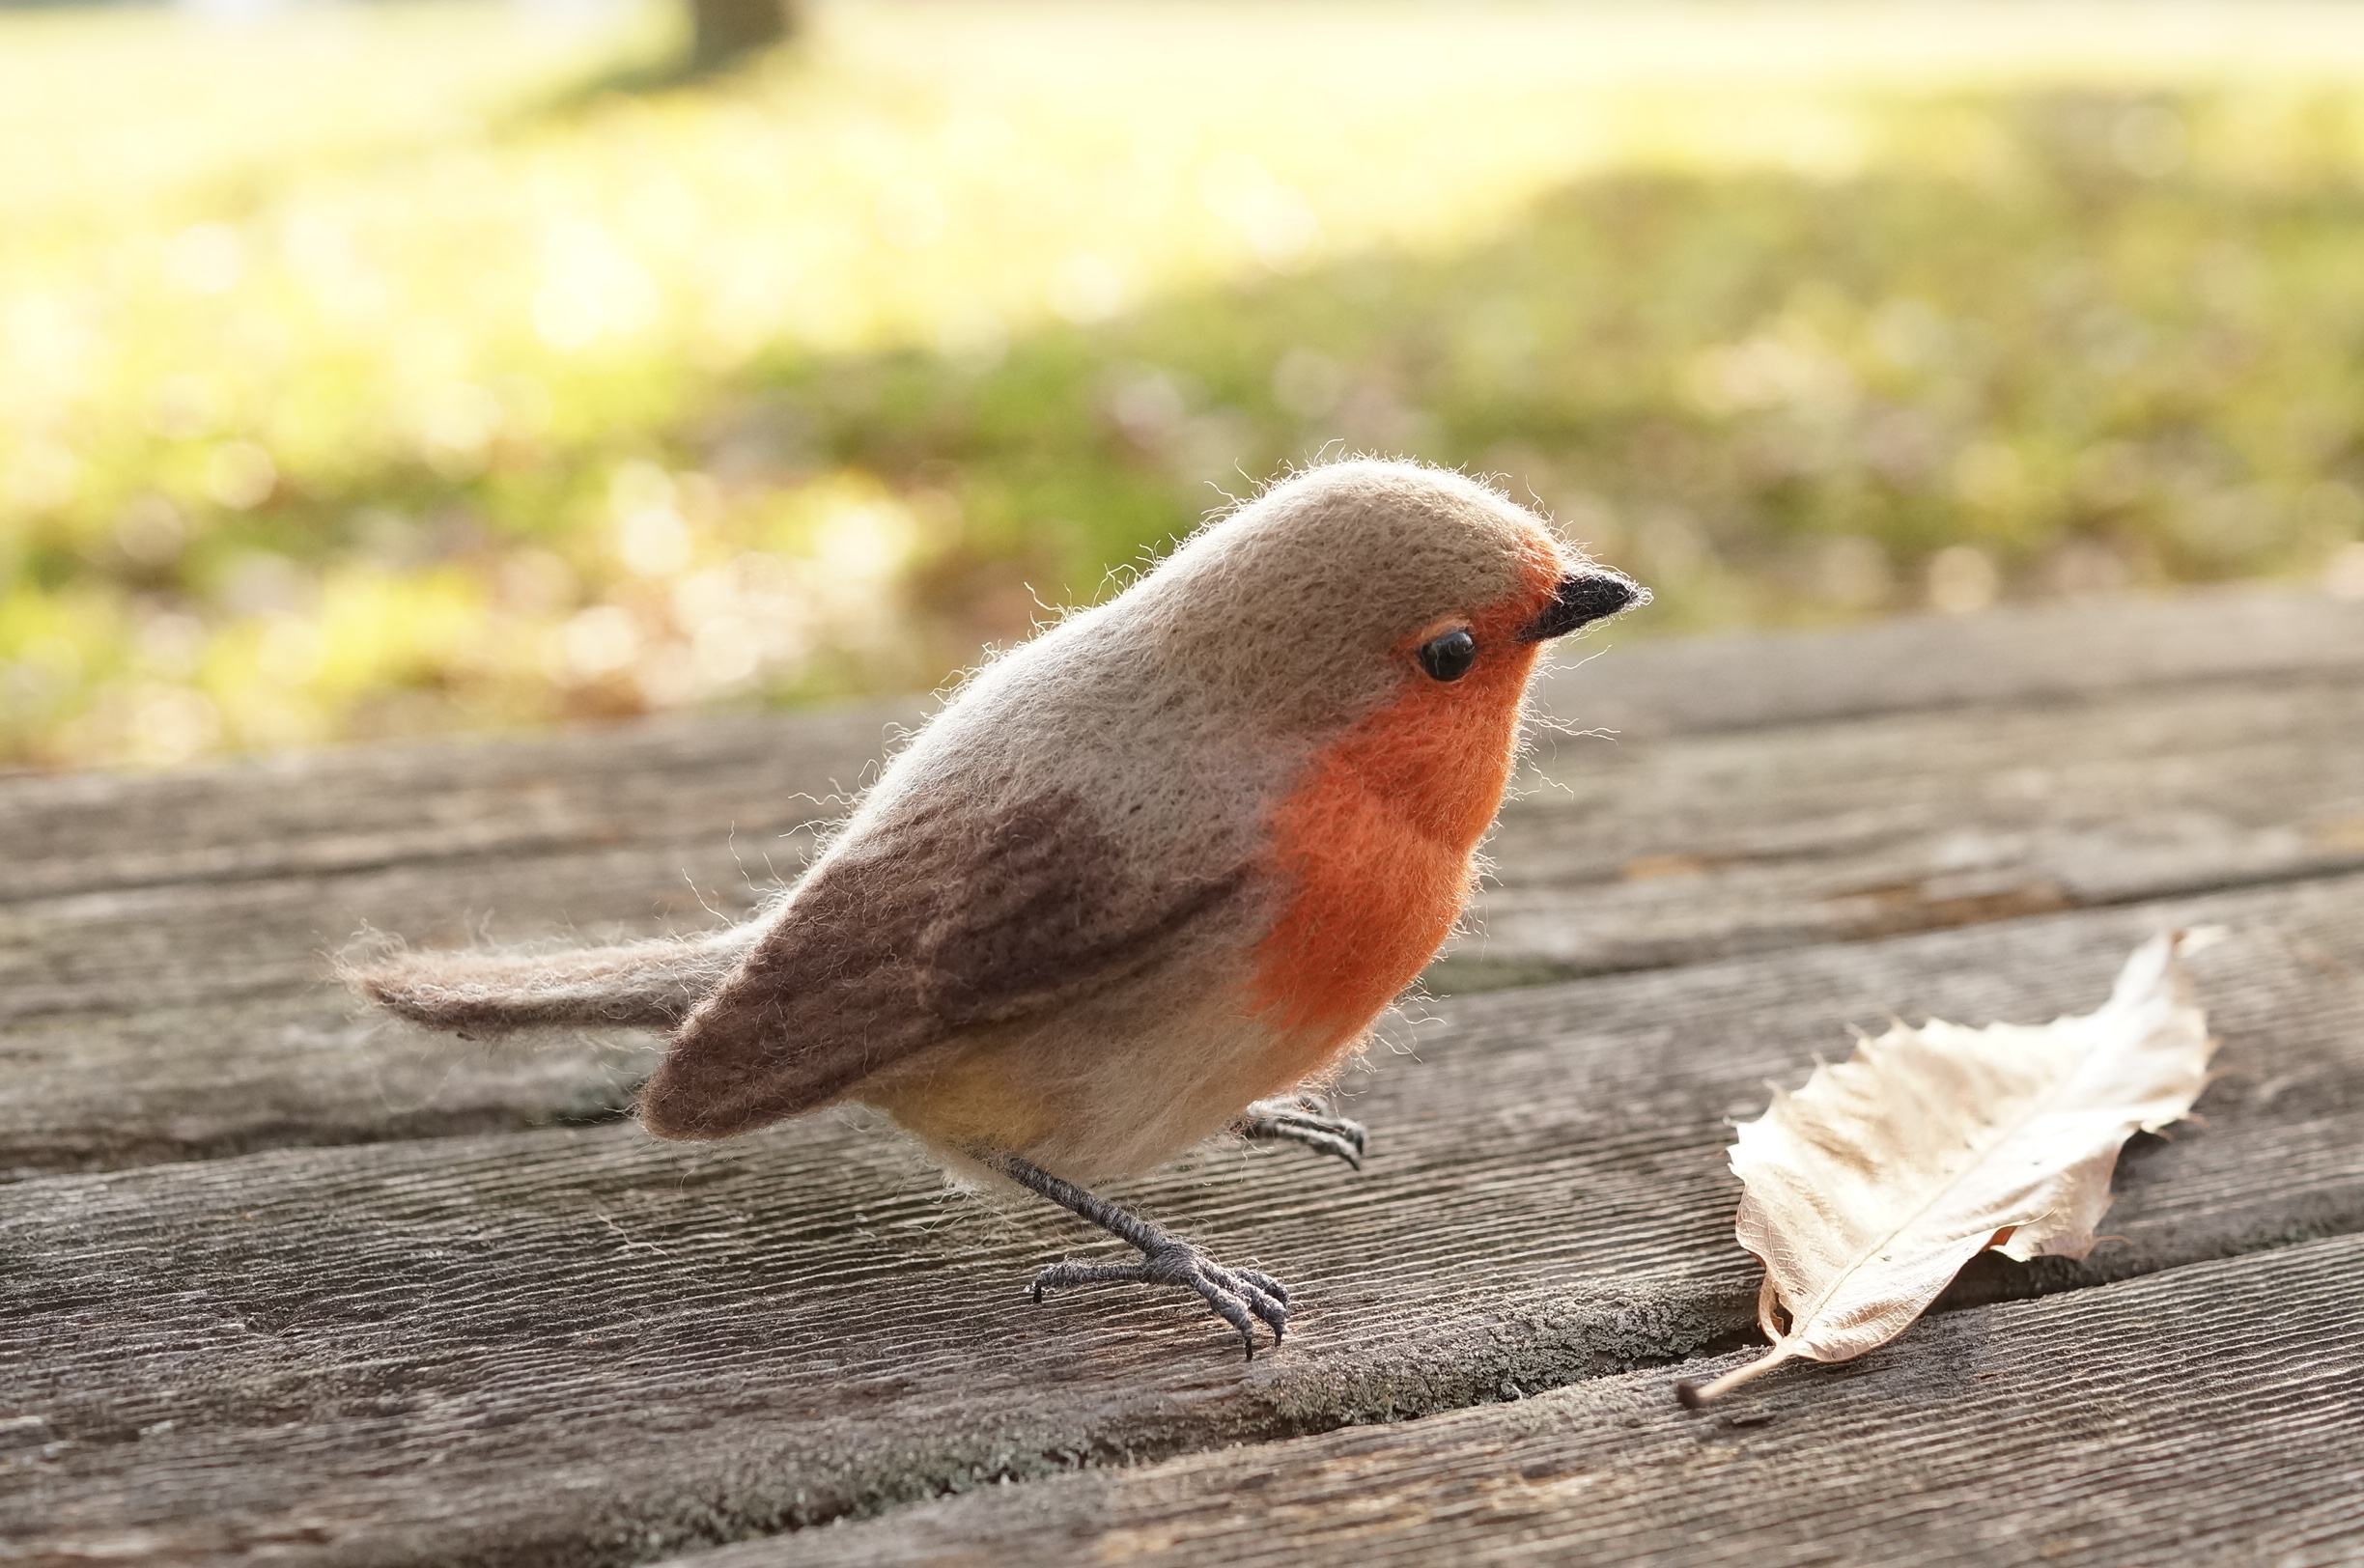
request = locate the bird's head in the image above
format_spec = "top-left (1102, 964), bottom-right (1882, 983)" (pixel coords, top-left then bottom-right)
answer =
top-left (1135, 460), bottom-right (1646, 735)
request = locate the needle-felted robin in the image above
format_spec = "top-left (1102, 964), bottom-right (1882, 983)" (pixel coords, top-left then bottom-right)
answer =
top-left (350, 459), bottom-right (1645, 1358)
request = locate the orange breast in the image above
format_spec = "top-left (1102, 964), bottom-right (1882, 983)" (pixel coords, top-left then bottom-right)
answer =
top-left (1247, 631), bottom-right (1544, 1085)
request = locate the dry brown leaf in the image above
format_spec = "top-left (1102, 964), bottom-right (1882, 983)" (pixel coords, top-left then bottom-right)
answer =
top-left (1679, 930), bottom-right (2216, 1407)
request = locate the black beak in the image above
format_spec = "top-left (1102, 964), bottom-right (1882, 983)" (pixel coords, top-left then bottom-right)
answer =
top-left (1518, 569), bottom-right (1649, 642)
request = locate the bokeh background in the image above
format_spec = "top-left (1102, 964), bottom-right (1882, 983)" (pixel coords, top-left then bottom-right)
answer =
top-left (8, 0), bottom-right (2364, 770)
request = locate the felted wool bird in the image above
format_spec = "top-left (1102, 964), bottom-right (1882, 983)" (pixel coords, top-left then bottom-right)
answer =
top-left (350, 460), bottom-right (1645, 1358)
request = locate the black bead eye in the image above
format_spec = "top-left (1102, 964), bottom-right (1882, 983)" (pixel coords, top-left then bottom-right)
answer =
top-left (1419, 629), bottom-right (1478, 682)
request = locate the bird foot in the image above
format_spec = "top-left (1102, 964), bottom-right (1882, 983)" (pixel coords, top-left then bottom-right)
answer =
top-left (1032, 1240), bottom-right (1291, 1360)
top-left (1237, 1095), bottom-right (1367, 1170)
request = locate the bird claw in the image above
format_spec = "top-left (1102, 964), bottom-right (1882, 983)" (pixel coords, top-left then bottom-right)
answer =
top-left (1032, 1240), bottom-right (1291, 1359)
top-left (1237, 1097), bottom-right (1367, 1170)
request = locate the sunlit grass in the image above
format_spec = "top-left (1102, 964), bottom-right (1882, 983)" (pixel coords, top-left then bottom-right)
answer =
top-left (8, 0), bottom-right (2364, 768)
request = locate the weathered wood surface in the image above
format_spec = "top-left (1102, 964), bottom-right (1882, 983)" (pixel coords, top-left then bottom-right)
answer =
top-left (8, 581), bottom-right (2357, 907)
top-left (685, 1236), bottom-right (2364, 1568)
top-left (3, 586), bottom-right (2361, 1567)
top-left (1456, 668), bottom-right (2364, 988)
top-left (4, 590), bottom-right (2362, 1173)
top-left (1534, 578), bottom-right (2364, 736)
top-left (5, 882), bottom-right (2361, 1565)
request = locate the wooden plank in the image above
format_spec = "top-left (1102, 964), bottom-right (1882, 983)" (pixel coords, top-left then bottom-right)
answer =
top-left (0, 700), bottom-right (920, 907)
top-left (4, 667), bottom-right (2359, 1172)
top-left (0, 993), bottom-right (652, 1177)
top-left (4, 879), bottom-right (2359, 1565)
top-left (0, 844), bottom-right (749, 1172)
top-left (0, 838), bottom-right (783, 1024)
top-left (683, 1236), bottom-right (2364, 1568)
top-left (4, 589), bottom-right (2356, 910)
top-left (1548, 580), bottom-right (2364, 740)
top-left (1452, 667), bottom-right (2364, 987)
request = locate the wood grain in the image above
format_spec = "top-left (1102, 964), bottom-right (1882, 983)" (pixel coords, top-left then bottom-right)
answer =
top-left (6, 584), bottom-right (2353, 908)
top-left (0, 701), bottom-right (921, 908)
top-left (680, 1235), bottom-right (2364, 1568)
top-left (5, 879), bottom-right (2360, 1565)
top-left (1455, 667), bottom-right (2364, 986)
top-left (0, 992), bottom-right (655, 1177)
top-left (1544, 580), bottom-right (2364, 739)
top-left (4, 666), bottom-right (2358, 1171)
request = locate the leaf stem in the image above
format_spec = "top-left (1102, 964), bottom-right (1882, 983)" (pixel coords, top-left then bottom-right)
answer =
top-left (1674, 1338), bottom-right (1798, 1408)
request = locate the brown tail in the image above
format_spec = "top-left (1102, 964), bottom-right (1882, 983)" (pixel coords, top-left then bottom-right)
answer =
top-left (339, 925), bottom-right (760, 1035)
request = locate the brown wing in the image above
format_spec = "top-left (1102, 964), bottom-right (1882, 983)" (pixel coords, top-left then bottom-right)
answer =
top-left (637, 790), bottom-right (1251, 1139)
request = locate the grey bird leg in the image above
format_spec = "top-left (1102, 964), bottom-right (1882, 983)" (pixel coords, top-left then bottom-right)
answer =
top-left (987, 1151), bottom-right (1290, 1360)
top-left (1235, 1094), bottom-right (1367, 1171)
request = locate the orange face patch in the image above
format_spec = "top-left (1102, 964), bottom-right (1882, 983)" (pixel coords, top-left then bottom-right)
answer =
top-left (1246, 533), bottom-right (1565, 1082)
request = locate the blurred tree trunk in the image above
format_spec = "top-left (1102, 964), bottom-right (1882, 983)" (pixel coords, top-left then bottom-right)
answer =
top-left (690, 0), bottom-right (795, 73)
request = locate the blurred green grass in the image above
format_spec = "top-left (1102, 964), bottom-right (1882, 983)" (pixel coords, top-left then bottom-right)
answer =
top-left (7, 0), bottom-right (2364, 769)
